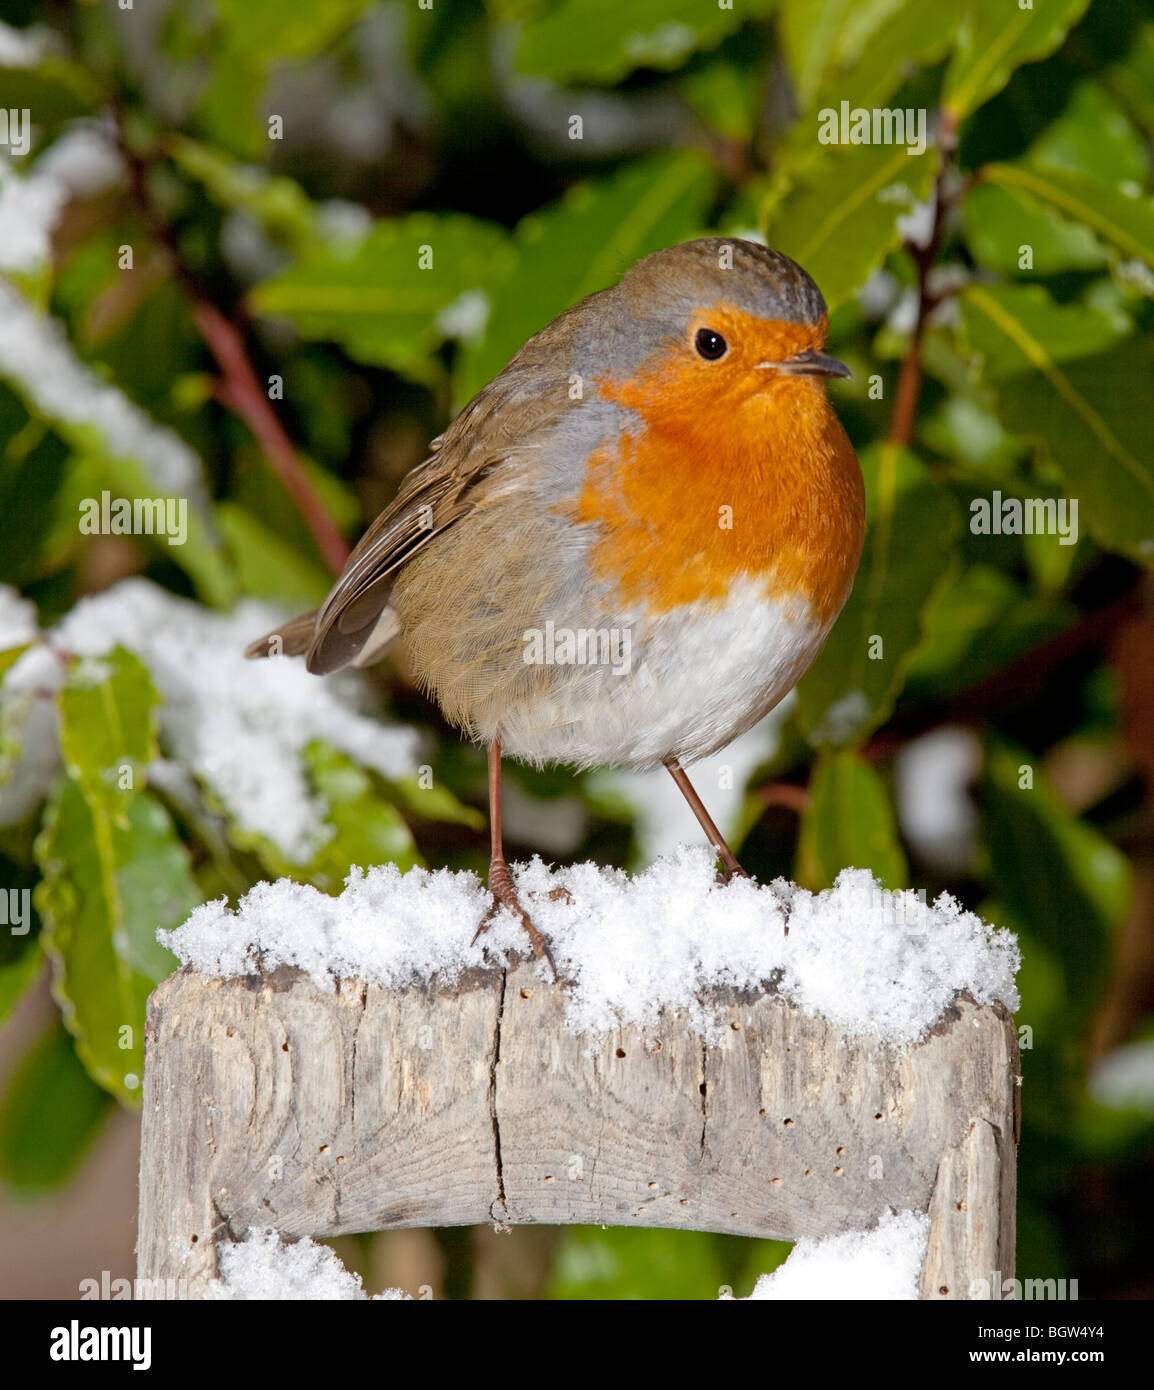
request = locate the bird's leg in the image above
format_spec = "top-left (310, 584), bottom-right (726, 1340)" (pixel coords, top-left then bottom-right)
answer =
top-left (664, 757), bottom-right (751, 883)
top-left (472, 740), bottom-right (558, 976)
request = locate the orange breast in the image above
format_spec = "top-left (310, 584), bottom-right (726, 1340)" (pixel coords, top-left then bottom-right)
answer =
top-left (570, 336), bottom-right (865, 626)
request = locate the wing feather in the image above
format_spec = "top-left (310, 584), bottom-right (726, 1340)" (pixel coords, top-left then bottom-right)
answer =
top-left (304, 357), bottom-right (572, 674)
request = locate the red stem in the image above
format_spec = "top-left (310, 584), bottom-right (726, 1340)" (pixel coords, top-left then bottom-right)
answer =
top-left (757, 782), bottom-right (811, 815)
top-left (193, 303), bottom-right (350, 574)
top-left (888, 108), bottom-right (959, 447)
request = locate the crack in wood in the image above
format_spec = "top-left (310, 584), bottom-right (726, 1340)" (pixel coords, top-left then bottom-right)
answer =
top-left (699, 1036), bottom-right (708, 1169)
top-left (487, 968), bottom-right (509, 1224)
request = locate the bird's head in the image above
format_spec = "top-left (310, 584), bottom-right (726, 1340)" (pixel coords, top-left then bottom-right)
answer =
top-left (587, 238), bottom-right (849, 421)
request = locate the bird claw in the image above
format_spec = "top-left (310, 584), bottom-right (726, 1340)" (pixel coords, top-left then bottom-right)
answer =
top-left (473, 859), bottom-right (559, 981)
top-left (714, 858), bottom-right (751, 886)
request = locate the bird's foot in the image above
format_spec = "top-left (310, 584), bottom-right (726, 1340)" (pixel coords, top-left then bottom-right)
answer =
top-left (473, 858), bottom-right (558, 980)
top-left (714, 853), bottom-right (751, 887)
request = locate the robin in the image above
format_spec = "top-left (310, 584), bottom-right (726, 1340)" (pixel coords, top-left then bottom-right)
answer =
top-left (247, 238), bottom-right (865, 969)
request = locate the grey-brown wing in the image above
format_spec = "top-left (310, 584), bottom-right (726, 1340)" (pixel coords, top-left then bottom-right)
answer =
top-left (303, 359), bottom-right (571, 675)
top-left (304, 457), bottom-right (472, 672)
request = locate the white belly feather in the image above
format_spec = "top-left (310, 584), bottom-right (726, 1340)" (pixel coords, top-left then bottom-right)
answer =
top-left (489, 577), bottom-right (826, 771)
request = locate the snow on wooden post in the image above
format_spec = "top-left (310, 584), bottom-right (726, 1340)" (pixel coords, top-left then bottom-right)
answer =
top-left (136, 958), bottom-right (1018, 1300)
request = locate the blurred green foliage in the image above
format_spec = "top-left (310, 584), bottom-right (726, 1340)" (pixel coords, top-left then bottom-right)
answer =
top-left (1, 0), bottom-right (1153, 1299)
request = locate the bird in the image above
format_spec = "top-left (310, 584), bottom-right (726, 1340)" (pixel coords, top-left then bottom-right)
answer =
top-left (247, 237), bottom-right (865, 970)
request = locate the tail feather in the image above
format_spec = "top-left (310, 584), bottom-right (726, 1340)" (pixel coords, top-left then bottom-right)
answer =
top-left (245, 606), bottom-right (402, 670)
top-left (244, 610), bottom-right (318, 660)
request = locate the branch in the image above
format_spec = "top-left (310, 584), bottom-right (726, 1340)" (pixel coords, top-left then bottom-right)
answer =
top-left (193, 303), bottom-right (350, 575)
top-left (756, 781), bottom-right (811, 815)
top-left (113, 109), bottom-right (350, 575)
top-left (888, 108), bottom-right (959, 447)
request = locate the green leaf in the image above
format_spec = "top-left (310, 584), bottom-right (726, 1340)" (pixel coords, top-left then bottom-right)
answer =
top-left (1104, 13), bottom-right (1154, 142)
top-left (0, 1019), bottom-right (112, 1195)
top-left (546, 1226), bottom-right (725, 1300)
top-left (0, 58), bottom-right (103, 130)
top-left (166, 136), bottom-right (318, 252)
top-left (981, 164), bottom-right (1154, 276)
top-left (215, 501), bottom-right (333, 610)
top-left (983, 742), bottom-right (1129, 1024)
top-left (780, 0), bottom-right (881, 111)
top-left (960, 283), bottom-right (1126, 372)
top-left (961, 285), bottom-right (1154, 564)
top-left (782, 0), bottom-right (960, 113)
top-left (215, 0), bottom-right (373, 60)
top-left (764, 140), bottom-right (938, 311)
top-left (830, 1), bottom-right (966, 113)
top-left (797, 445), bottom-right (960, 748)
top-left (455, 151), bottom-right (715, 407)
top-left (797, 749), bottom-right (907, 890)
top-left (249, 214), bottom-right (512, 385)
top-left (507, 0), bottom-right (773, 85)
top-left (1022, 79), bottom-right (1148, 188)
top-left (35, 780), bottom-right (195, 1105)
top-left (193, 50), bottom-right (269, 161)
top-left (943, 0), bottom-right (1093, 119)
top-left (0, 422), bottom-right (70, 586)
top-left (384, 775), bottom-right (485, 831)
top-left (906, 564), bottom-right (1072, 698)
top-left (58, 647), bottom-right (159, 822)
top-left (224, 437), bottom-right (361, 572)
top-left (679, 56), bottom-right (765, 144)
top-left (0, 643), bottom-right (32, 681)
top-left (0, 939), bottom-right (43, 1030)
top-left (962, 180), bottom-right (1108, 278)
top-left (301, 741), bottom-right (421, 893)
top-left (919, 384), bottom-right (1015, 470)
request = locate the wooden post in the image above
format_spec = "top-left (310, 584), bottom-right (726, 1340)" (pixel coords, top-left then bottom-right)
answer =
top-left (137, 961), bottom-right (1018, 1299)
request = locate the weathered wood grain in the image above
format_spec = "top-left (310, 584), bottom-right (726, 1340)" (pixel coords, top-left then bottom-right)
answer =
top-left (137, 961), bottom-right (1018, 1299)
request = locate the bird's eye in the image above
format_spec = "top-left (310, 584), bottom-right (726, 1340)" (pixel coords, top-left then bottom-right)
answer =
top-left (694, 328), bottom-right (728, 361)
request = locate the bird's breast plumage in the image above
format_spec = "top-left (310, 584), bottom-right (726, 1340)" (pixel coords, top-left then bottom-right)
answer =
top-left (566, 343), bottom-right (865, 626)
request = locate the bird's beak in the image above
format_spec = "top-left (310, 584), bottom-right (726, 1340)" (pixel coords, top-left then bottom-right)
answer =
top-left (755, 348), bottom-right (851, 379)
